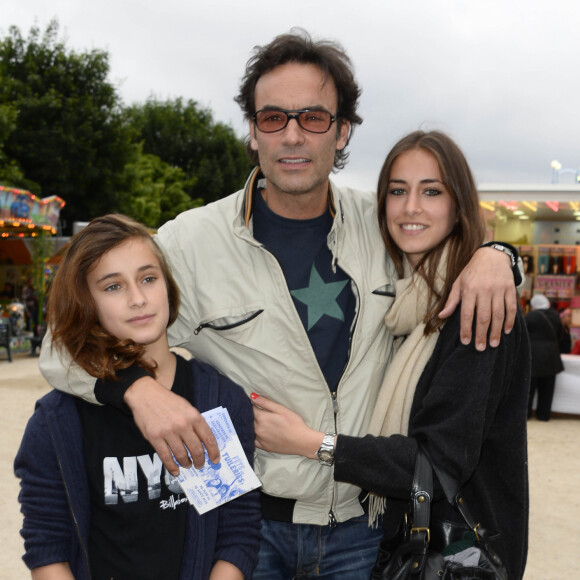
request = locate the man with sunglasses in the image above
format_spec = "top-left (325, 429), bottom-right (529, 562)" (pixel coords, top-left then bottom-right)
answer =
top-left (41, 30), bottom-right (519, 579)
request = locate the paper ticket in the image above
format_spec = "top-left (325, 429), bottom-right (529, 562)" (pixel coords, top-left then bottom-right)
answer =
top-left (174, 406), bottom-right (261, 514)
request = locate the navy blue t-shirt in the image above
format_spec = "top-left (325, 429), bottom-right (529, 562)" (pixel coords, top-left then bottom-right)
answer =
top-left (253, 190), bottom-right (355, 391)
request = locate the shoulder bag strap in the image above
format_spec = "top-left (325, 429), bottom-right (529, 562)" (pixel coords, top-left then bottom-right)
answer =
top-left (408, 449), bottom-right (432, 572)
top-left (420, 446), bottom-right (493, 545)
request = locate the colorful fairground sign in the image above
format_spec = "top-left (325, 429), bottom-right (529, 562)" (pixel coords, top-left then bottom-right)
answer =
top-left (0, 185), bottom-right (65, 238)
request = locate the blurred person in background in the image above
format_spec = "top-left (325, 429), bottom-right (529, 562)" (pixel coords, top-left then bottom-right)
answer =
top-left (526, 293), bottom-right (564, 421)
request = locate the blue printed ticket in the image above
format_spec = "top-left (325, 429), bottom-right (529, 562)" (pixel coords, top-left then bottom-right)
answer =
top-left (174, 406), bottom-right (261, 514)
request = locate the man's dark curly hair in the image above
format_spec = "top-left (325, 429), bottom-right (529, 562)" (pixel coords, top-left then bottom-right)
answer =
top-left (235, 29), bottom-right (363, 170)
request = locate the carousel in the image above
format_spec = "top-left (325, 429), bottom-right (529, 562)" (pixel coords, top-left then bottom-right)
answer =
top-left (0, 185), bottom-right (65, 358)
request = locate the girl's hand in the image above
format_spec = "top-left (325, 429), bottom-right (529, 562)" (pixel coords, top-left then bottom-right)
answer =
top-left (251, 393), bottom-right (324, 459)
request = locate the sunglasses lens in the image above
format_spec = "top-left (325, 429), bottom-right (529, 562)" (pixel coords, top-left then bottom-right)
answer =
top-left (255, 111), bottom-right (288, 132)
top-left (297, 111), bottom-right (332, 133)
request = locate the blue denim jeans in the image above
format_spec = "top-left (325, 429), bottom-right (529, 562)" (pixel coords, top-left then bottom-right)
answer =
top-left (251, 515), bottom-right (383, 579)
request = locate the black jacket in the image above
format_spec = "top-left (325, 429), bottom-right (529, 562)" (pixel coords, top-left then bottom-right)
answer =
top-left (334, 307), bottom-right (530, 579)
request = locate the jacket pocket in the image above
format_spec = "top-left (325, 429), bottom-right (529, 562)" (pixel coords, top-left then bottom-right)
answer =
top-left (372, 283), bottom-right (396, 297)
top-left (194, 309), bottom-right (264, 335)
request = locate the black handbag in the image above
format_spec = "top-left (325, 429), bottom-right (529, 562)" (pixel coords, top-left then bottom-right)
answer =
top-left (371, 448), bottom-right (508, 580)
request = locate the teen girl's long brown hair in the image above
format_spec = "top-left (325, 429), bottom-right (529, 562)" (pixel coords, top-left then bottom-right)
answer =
top-left (377, 131), bottom-right (486, 335)
top-left (48, 214), bottom-right (180, 380)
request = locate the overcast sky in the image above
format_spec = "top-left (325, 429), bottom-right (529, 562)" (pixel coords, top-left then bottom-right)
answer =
top-left (3, 0), bottom-right (580, 192)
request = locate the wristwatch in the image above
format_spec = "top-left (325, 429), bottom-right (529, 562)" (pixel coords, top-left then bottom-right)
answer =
top-left (316, 433), bottom-right (336, 466)
top-left (487, 243), bottom-right (516, 268)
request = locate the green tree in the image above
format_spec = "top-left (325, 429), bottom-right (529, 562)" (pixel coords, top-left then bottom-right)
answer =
top-left (0, 101), bottom-right (25, 185)
top-left (0, 21), bottom-right (135, 232)
top-left (125, 98), bottom-right (251, 204)
top-left (119, 144), bottom-right (202, 228)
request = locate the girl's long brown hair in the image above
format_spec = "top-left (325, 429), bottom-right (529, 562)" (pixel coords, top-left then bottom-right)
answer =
top-left (48, 214), bottom-right (180, 380)
top-left (377, 131), bottom-right (486, 335)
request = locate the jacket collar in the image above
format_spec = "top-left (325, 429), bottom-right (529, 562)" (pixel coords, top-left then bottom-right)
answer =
top-left (241, 167), bottom-right (338, 228)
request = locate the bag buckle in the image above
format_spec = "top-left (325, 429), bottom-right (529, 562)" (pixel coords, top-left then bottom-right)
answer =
top-left (410, 526), bottom-right (430, 544)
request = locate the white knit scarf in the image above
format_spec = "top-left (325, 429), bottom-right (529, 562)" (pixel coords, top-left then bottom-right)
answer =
top-left (367, 250), bottom-right (447, 525)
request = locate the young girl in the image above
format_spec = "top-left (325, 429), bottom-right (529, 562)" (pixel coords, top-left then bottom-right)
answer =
top-left (15, 214), bottom-right (260, 580)
top-left (251, 131), bottom-right (530, 579)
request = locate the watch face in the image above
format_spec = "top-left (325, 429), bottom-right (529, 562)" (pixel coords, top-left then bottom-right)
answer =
top-left (317, 433), bottom-right (336, 465)
top-left (318, 450), bottom-right (334, 464)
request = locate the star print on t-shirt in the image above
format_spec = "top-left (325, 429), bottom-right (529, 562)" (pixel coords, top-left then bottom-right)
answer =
top-left (291, 264), bottom-right (349, 330)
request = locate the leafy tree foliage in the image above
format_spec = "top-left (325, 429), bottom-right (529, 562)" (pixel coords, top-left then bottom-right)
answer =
top-left (0, 101), bottom-right (25, 185)
top-left (124, 98), bottom-right (252, 204)
top-left (118, 144), bottom-right (202, 228)
top-left (0, 21), bottom-right (135, 233)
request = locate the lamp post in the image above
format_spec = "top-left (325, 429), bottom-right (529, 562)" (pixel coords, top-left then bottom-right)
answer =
top-left (551, 159), bottom-right (580, 183)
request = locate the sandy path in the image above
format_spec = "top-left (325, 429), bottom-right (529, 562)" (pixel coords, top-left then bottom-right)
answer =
top-left (1, 353), bottom-right (578, 579)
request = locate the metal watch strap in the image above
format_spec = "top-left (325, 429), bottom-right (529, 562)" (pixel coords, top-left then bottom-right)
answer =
top-left (316, 433), bottom-right (336, 466)
top-left (488, 243), bottom-right (516, 268)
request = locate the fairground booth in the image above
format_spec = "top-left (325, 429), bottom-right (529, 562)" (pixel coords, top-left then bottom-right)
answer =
top-left (0, 185), bottom-right (65, 356)
top-left (480, 181), bottom-right (580, 414)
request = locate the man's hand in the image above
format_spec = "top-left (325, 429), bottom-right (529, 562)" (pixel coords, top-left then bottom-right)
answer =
top-left (439, 246), bottom-right (517, 351)
top-left (251, 393), bottom-right (323, 459)
top-left (124, 376), bottom-right (219, 475)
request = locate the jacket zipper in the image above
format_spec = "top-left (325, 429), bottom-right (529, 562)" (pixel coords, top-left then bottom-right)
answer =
top-left (193, 309), bottom-right (263, 335)
top-left (256, 242), bottom-right (343, 527)
top-left (325, 264), bottom-right (360, 526)
top-left (328, 390), bottom-right (339, 527)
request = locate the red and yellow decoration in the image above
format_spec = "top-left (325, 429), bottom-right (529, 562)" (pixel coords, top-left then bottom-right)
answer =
top-left (0, 185), bottom-right (65, 239)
